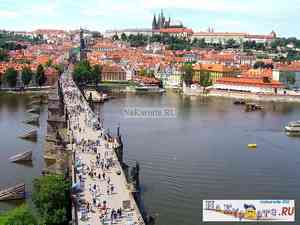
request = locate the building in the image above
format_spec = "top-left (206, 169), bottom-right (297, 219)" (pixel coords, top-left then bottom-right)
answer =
top-left (273, 63), bottom-right (300, 89)
top-left (101, 64), bottom-right (126, 81)
top-left (104, 28), bottom-right (155, 38)
top-left (152, 10), bottom-right (184, 30)
top-left (213, 77), bottom-right (285, 94)
top-left (192, 30), bottom-right (276, 44)
top-left (193, 63), bottom-right (240, 84)
top-left (159, 28), bottom-right (193, 39)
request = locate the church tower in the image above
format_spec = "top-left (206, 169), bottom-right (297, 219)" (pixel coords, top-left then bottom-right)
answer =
top-left (152, 14), bottom-right (157, 30)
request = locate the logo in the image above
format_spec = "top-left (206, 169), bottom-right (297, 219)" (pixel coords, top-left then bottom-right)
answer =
top-left (203, 200), bottom-right (295, 222)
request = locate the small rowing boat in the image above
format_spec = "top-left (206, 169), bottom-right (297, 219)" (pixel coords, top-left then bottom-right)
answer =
top-left (9, 151), bottom-right (32, 163)
top-left (0, 183), bottom-right (25, 201)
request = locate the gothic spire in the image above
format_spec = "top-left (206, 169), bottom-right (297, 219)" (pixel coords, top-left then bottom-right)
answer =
top-left (152, 14), bottom-right (157, 30)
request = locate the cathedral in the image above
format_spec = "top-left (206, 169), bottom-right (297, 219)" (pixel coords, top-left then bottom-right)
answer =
top-left (152, 10), bottom-right (184, 30)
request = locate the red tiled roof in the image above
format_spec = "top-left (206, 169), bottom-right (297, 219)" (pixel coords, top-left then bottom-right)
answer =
top-left (159, 28), bottom-right (193, 34)
top-left (216, 77), bottom-right (285, 88)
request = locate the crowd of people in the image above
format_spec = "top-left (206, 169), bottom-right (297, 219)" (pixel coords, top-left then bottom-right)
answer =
top-left (60, 67), bottom-right (144, 225)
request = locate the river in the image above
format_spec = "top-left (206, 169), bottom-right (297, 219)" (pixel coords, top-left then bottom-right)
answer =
top-left (0, 91), bottom-right (299, 225)
top-left (100, 91), bottom-right (300, 225)
top-left (0, 93), bottom-right (47, 213)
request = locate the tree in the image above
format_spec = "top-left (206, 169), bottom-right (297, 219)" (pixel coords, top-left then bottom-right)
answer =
top-left (112, 34), bottom-right (119, 41)
top-left (121, 33), bottom-right (127, 42)
top-left (53, 64), bottom-right (64, 76)
top-left (182, 64), bottom-right (193, 86)
top-left (226, 39), bottom-right (237, 48)
top-left (91, 64), bottom-right (102, 84)
top-left (2, 204), bottom-right (38, 225)
top-left (73, 60), bottom-right (92, 84)
top-left (36, 64), bottom-right (46, 86)
top-left (32, 175), bottom-right (71, 225)
top-left (22, 66), bottom-right (33, 86)
top-left (4, 67), bottom-right (18, 87)
top-left (200, 72), bottom-right (212, 87)
top-left (0, 48), bottom-right (9, 61)
top-left (253, 61), bottom-right (265, 69)
top-left (45, 58), bottom-right (53, 68)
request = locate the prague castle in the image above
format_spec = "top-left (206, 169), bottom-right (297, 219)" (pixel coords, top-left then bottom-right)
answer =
top-left (152, 10), bottom-right (184, 30)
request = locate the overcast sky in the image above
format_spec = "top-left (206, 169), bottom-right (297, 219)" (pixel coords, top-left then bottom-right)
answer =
top-left (1, 0), bottom-right (299, 37)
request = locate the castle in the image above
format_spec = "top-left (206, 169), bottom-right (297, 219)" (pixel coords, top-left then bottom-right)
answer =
top-left (152, 10), bottom-right (184, 30)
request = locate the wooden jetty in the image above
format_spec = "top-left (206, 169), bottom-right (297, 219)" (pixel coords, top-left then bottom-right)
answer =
top-left (19, 130), bottom-right (38, 142)
top-left (0, 183), bottom-right (25, 201)
top-left (9, 151), bottom-right (32, 163)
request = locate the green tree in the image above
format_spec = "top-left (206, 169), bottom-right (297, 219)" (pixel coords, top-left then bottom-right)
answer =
top-left (182, 64), bottom-right (193, 86)
top-left (91, 64), bottom-right (102, 84)
top-left (36, 64), bottom-right (46, 86)
top-left (0, 48), bottom-right (9, 61)
top-left (112, 34), bottom-right (119, 41)
top-left (73, 60), bottom-right (92, 84)
top-left (45, 59), bottom-right (53, 68)
top-left (53, 64), bottom-right (64, 76)
top-left (200, 72), bottom-right (212, 87)
top-left (32, 175), bottom-right (71, 225)
top-left (2, 204), bottom-right (38, 225)
top-left (21, 66), bottom-right (33, 86)
top-left (226, 39), bottom-right (237, 48)
top-left (4, 67), bottom-right (18, 87)
top-left (121, 33), bottom-right (127, 42)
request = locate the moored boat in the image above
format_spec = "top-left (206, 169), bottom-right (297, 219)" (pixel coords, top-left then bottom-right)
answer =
top-left (285, 121), bottom-right (300, 134)
top-left (19, 130), bottom-right (38, 142)
top-left (245, 103), bottom-right (264, 112)
top-left (0, 183), bottom-right (25, 201)
top-left (9, 151), bottom-right (32, 163)
top-left (234, 99), bottom-right (246, 105)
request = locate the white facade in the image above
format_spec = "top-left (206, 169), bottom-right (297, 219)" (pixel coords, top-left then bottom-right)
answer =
top-left (213, 83), bottom-right (283, 94)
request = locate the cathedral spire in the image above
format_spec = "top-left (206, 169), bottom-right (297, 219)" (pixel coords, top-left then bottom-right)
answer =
top-left (152, 14), bottom-right (157, 30)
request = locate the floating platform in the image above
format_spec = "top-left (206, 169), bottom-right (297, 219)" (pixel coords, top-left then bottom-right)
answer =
top-left (19, 130), bottom-right (38, 142)
top-left (0, 183), bottom-right (25, 201)
top-left (10, 151), bottom-right (32, 163)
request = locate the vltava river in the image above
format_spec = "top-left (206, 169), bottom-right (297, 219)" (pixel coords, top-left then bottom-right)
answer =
top-left (101, 91), bottom-right (300, 225)
top-left (0, 91), bottom-right (300, 225)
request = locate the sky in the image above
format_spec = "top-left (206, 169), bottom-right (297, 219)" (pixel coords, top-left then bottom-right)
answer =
top-left (0, 0), bottom-right (300, 37)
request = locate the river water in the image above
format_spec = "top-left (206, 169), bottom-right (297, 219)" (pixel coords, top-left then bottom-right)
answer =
top-left (0, 93), bottom-right (47, 213)
top-left (0, 91), bottom-right (300, 225)
top-left (100, 91), bottom-right (300, 225)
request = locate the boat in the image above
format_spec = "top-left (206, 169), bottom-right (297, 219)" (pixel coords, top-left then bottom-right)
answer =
top-left (19, 130), bottom-right (38, 142)
top-left (23, 116), bottom-right (39, 126)
top-left (9, 151), bottom-right (32, 163)
top-left (234, 99), bottom-right (246, 105)
top-left (26, 107), bottom-right (40, 114)
top-left (285, 121), bottom-right (300, 134)
top-left (0, 183), bottom-right (25, 201)
top-left (245, 103), bottom-right (264, 112)
top-left (248, 144), bottom-right (257, 148)
top-left (134, 85), bottom-right (165, 93)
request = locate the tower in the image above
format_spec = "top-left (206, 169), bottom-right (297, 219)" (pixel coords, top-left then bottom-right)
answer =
top-left (152, 14), bottom-right (157, 30)
top-left (80, 28), bottom-right (87, 61)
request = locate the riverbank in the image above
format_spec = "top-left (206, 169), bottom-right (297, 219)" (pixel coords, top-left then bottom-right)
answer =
top-left (183, 88), bottom-right (300, 103)
top-left (0, 86), bottom-right (53, 94)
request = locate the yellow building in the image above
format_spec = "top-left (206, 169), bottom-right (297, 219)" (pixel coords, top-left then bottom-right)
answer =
top-left (192, 63), bottom-right (240, 85)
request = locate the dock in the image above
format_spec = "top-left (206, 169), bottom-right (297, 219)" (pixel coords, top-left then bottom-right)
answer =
top-left (61, 68), bottom-right (145, 225)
